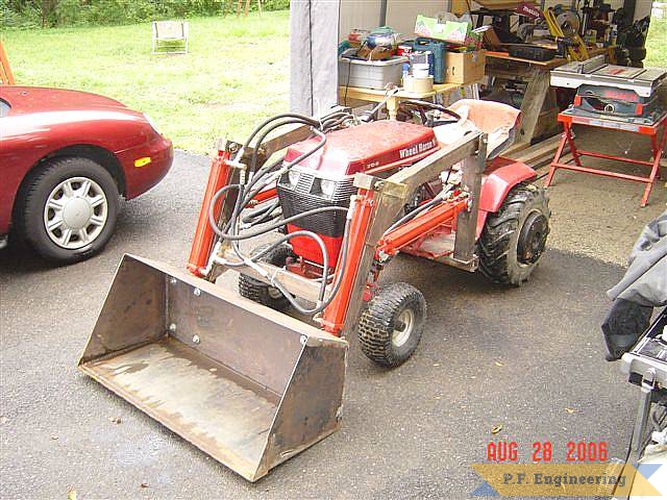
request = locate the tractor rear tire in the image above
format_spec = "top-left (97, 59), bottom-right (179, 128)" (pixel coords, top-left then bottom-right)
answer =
top-left (357, 282), bottom-right (426, 368)
top-left (238, 243), bottom-right (295, 311)
top-left (478, 183), bottom-right (550, 286)
top-left (627, 46), bottom-right (647, 62)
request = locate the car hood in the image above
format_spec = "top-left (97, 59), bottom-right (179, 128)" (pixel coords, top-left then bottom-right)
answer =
top-left (0, 86), bottom-right (129, 115)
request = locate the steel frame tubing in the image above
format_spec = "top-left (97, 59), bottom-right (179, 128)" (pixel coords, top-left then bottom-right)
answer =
top-left (321, 132), bottom-right (486, 338)
top-left (377, 199), bottom-right (469, 257)
top-left (545, 114), bottom-right (667, 207)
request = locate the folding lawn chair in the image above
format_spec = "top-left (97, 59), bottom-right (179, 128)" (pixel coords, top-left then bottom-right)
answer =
top-left (152, 21), bottom-right (189, 54)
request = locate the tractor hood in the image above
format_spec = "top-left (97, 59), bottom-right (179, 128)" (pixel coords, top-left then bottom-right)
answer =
top-left (284, 121), bottom-right (439, 177)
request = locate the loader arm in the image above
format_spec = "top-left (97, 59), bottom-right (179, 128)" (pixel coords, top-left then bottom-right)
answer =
top-left (188, 124), bottom-right (313, 280)
top-left (322, 131), bottom-right (487, 337)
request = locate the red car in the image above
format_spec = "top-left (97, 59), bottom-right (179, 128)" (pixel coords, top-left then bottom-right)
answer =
top-left (0, 85), bottom-right (173, 263)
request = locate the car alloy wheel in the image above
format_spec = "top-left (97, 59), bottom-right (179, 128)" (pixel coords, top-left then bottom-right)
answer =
top-left (44, 176), bottom-right (109, 250)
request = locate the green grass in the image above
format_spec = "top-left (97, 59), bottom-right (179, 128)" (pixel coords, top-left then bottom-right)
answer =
top-left (2, 12), bottom-right (290, 153)
top-left (645, 16), bottom-right (667, 68)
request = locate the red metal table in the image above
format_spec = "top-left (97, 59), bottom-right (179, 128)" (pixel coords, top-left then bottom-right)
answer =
top-left (544, 110), bottom-right (667, 207)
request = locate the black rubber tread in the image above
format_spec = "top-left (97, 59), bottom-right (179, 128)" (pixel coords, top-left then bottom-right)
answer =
top-left (627, 46), bottom-right (647, 61)
top-left (16, 157), bottom-right (119, 264)
top-left (357, 282), bottom-right (426, 368)
top-left (238, 243), bottom-right (295, 311)
top-left (478, 183), bottom-right (550, 287)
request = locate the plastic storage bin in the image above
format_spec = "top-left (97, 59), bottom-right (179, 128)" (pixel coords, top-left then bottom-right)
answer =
top-left (338, 56), bottom-right (408, 90)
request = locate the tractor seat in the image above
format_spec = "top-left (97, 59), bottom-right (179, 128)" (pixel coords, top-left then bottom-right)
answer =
top-left (433, 99), bottom-right (521, 159)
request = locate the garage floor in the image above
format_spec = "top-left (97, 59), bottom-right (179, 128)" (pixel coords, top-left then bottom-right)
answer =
top-left (0, 126), bottom-right (665, 499)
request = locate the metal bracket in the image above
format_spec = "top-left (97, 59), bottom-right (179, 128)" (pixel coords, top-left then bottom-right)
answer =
top-left (630, 368), bottom-right (657, 455)
top-left (353, 173), bottom-right (407, 199)
top-left (641, 368), bottom-right (657, 393)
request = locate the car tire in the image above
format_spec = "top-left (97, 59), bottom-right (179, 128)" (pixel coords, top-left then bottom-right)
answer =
top-left (357, 282), bottom-right (426, 368)
top-left (478, 183), bottom-right (550, 286)
top-left (17, 157), bottom-right (120, 264)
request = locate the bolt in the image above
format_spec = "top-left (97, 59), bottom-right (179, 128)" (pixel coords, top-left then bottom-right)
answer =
top-left (193, 288), bottom-right (201, 297)
top-left (168, 323), bottom-right (177, 332)
top-left (192, 335), bottom-right (200, 344)
top-left (169, 278), bottom-right (177, 285)
top-left (300, 335), bottom-right (308, 345)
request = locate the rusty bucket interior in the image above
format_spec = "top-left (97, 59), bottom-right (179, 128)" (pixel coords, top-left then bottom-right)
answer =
top-left (78, 254), bottom-right (347, 482)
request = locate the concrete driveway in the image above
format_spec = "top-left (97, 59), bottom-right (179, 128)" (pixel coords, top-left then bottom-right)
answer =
top-left (1, 133), bottom-right (665, 499)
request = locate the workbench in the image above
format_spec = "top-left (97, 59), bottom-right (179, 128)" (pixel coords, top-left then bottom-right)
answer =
top-left (338, 82), bottom-right (476, 120)
top-left (485, 48), bottom-right (609, 155)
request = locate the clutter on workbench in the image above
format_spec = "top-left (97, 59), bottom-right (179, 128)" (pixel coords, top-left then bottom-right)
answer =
top-left (471, 0), bottom-right (654, 68)
top-left (410, 38), bottom-right (447, 83)
top-left (339, 17), bottom-right (487, 91)
top-left (338, 26), bottom-right (407, 89)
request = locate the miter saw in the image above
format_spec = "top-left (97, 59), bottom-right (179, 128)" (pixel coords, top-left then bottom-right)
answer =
top-left (544, 6), bottom-right (589, 60)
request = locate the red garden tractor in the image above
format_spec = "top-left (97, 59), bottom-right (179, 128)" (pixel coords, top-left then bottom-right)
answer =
top-left (192, 98), bottom-right (549, 365)
top-left (79, 98), bottom-right (550, 481)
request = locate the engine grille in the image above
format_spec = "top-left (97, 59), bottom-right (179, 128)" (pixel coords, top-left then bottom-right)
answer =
top-left (277, 171), bottom-right (356, 237)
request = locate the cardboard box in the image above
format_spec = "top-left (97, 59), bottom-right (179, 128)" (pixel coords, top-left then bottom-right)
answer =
top-left (440, 21), bottom-right (470, 44)
top-left (414, 14), bottom-right (447, 40)
top-left (414, 15), bottom-right (482, 48)
top-left (445, 50), bottom-right (486, 84)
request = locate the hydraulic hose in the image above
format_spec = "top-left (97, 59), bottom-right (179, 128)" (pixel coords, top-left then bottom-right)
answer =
top-left (246, 117), bottom-right (322, 174)
top-left (205, 111), bottom-right (357, 316)
top-left (209, 186), bottom-right (347, 241)
top-left (252, 216), bottom-right (353, 316)
top-left (385, 196), bottom-right (444, 235)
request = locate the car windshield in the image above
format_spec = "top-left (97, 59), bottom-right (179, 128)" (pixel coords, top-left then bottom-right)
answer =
top-left (0, 99), bottom-right (10, 118)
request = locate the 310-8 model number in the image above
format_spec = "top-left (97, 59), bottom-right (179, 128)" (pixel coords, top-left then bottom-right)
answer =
top-left (487, 441), bottom-right (609, 462)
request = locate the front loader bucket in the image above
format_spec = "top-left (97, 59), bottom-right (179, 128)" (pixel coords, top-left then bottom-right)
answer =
top-left (78, 254), bottom-right (347, 482)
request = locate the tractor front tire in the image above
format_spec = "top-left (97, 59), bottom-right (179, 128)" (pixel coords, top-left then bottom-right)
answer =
top-left (238, 243), bottom-right (295, 311)
top-left (357, 282), bottom-right (426, 368)
top-left (478, 183), bottom-right (550, 286)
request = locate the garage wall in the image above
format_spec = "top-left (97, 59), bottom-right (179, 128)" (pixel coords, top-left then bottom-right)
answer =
top-left (290, 0), bottom-right (340, 115)
top-left (386, 1), bottom-right (450, 35)
top-left (338, 0), bottom-right (449, 39)
top-left (634, 0), bottom-right (653, 20)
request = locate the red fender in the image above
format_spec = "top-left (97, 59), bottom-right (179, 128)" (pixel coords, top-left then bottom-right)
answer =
top-left (475, 157), bottom-right (537, 238)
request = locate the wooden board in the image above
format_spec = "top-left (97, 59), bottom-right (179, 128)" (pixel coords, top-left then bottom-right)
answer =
top-left (0, 41), bottom-right (15, 85)
top-left (476, 0), bottom-right (537, 10)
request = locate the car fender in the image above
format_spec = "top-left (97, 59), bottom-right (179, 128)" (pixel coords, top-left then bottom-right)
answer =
top-left (475, 159), bottom-right (537, 238)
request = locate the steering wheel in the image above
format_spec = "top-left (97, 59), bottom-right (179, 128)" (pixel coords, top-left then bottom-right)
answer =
top-left (399, 99), bottom-right (462, 127)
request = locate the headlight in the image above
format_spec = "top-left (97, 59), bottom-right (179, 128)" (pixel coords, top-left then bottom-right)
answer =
top-left (320, 179), bottom-right (336, 197)
top-left (288, 170), bottom-right (300, 187)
